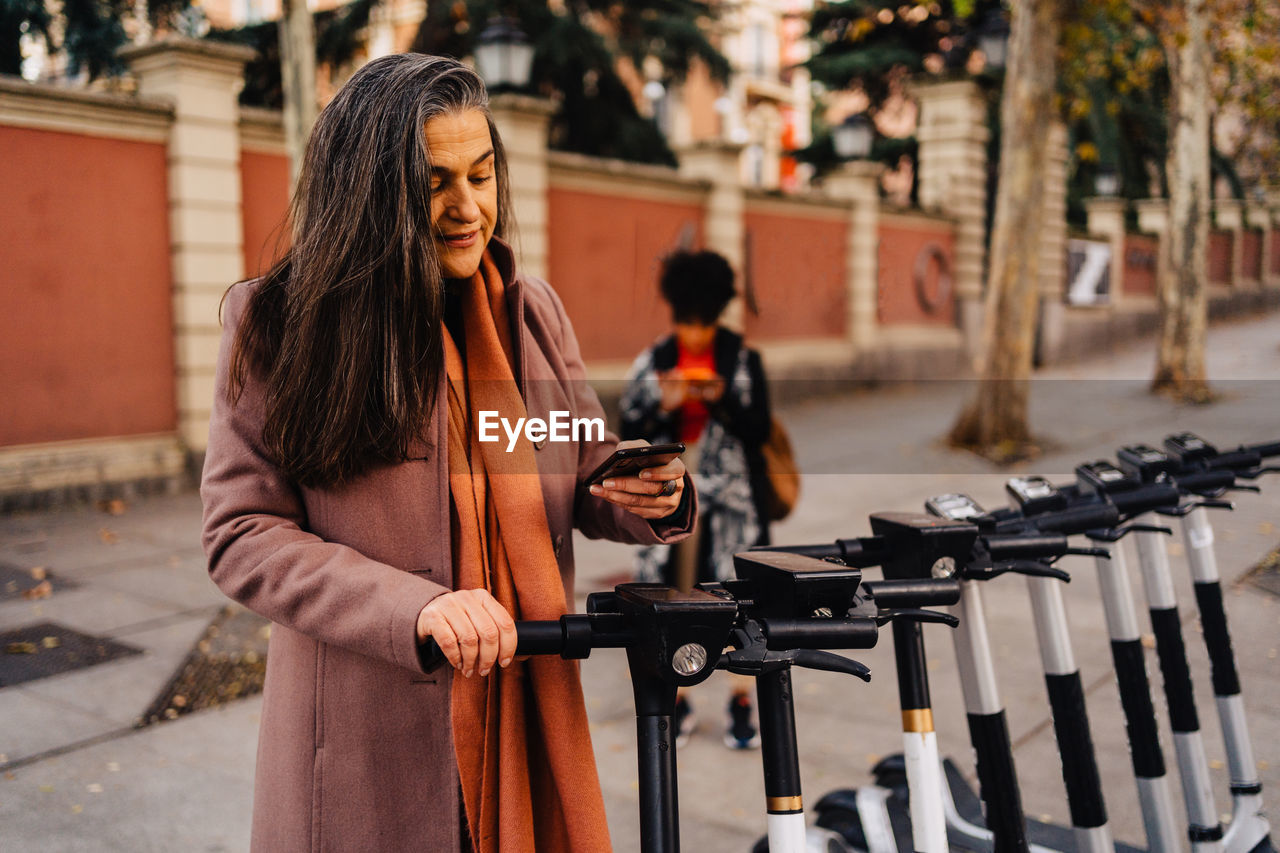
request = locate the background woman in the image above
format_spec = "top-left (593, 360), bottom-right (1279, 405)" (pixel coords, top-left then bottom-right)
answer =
top-left (620, 248), bottom-right (772, 750)
top-left (201, 55), bottom-right (693, 853)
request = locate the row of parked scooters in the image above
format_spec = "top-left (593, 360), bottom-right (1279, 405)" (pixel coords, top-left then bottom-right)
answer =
top-left (425, 431), bottom-right (1278, 853)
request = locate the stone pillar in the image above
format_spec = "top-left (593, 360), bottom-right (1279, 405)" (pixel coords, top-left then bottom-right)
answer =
top-left (1084, 196), bottom-right (1127, 303)
top-left (122, 37), bottom-right (256, 456)
top-left (1135, 198), bottom-right (1169, 298)
top-left (1215, 197), bottom-right (1244, 288)
top-left (1245, 202), bottom-right (1270, 288)
top-left (823, 161), bottom-right (884, 350)
top-left (679, 141), bottom-right (747, 329)
top-left (914, 79), bottom-right (989, 356)
top-left (1269, 205), bottom-right (1280, 287)
top-left (489, 94), bottom-right (555, 282)
top-left (1037, 120), bottom-right (1069, 363)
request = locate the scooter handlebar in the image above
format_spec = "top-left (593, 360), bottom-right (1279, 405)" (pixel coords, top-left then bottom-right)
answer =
top-left (417, 615), bottom-right (630, 673)
top-left (1108, 482), bottom-right (1182, 516)
top-left (1171, 469), bottom-right (1237, 495)
top-left (759, 617), bottom-right (880, 650)
top-left (1245, 439), bottom-right (1280, 458)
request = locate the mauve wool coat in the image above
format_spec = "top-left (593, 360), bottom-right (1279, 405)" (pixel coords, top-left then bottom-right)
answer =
top-left (200, 240), bottom-right (695, 852)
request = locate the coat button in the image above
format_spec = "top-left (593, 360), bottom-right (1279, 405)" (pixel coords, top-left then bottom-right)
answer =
top-left (553, 534), bottom-right (564, 557)
top-left (534, 435), bottom-right (548, 450)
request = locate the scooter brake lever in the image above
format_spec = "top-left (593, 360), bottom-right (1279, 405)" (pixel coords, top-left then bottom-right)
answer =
top-left (967, 555), bottom-right (1070, 581)
top-left (1227, 484), bottom-right (1263, 494)
top-left (1192, 498), bottom-right (1236, 511)
top-left (877, 608), bottom-right (960, 628)
top-left (1236, 465), bottom-right (1280, 480)
top-left (1088, 523), bottom-right (1174, 542)
top-left (792, 649), bottom-right (872, 681)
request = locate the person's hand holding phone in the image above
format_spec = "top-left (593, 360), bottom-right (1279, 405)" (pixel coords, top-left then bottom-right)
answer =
top-left (657, 369), bottom-right (688, 413)
top-left (587, 440), bottom-right (687, 520)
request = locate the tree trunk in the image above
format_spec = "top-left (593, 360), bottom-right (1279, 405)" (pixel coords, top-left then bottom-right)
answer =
top-left (949, 0), bottom-right (1062, 461)
top-left (278, 0), bottom-right (317, 185)
top-left (1152, 0), bottom-right (1212, 403)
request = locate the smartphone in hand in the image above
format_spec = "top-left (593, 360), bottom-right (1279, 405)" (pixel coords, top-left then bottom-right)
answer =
top-left (585, 443), bottom-right (686, 486)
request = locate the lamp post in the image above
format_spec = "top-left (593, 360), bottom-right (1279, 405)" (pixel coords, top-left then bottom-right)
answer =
top-left (977, 12), bottom-right (1011, 71)
top-left (474, 16), bottom-right (534, 93)
top-left (833, 113), bottom-right (873, 160)
top-left (1095, 164), bottom-right (1120, 198)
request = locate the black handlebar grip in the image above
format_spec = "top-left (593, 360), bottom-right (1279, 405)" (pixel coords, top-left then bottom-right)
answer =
top-left (1205, 450), bottom-right (1263, 472)
top-left (1173, 469), bottom-right (1237, 494)
top-left (1245, 440), bottom-right (1280, 459)
top-left (861, 578), bottom-right (962, 608)
top-left (418, 620), bottom-right (567, 673)
top-left (1029, 503), bottom-right (1120, 535)
top-left (1108, 482), bottom-right (1182, 515)
top-left (516, 621), bottom-right (568, 656)
top-left (752, 537), bottom-right (877, 567)
top-left (753, 542), bottom-right (845, 561)
top-left (760, 618), bottom-right (880, 650)
top-left (983, 532), bottom-right (1071, 560)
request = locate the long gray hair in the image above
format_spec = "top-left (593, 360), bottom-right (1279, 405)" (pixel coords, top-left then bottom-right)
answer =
top-left (230, 54), bottom-right (515, 488)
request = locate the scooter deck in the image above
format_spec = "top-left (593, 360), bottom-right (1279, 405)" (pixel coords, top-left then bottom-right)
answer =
top-left (814, 755), bottom-right (1146, 853)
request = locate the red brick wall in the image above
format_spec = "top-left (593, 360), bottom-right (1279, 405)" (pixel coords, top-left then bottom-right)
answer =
top-left (742, 208), bottom-right (846, 341)
top-left (0, 126), bottom-right (176, 447)
top-left (877, 216), bottom-right (957, 326)
top-left (241, 149), bottom-right (291, 280)
top-left (1241, 229), bottom-right (1262, 281)
top-left (1123, 234), bottom-right (1159, 297)
top-left (546, 187), bottom-right (704, 361)
top-left (1209, 230), bottom-right (1233, 284)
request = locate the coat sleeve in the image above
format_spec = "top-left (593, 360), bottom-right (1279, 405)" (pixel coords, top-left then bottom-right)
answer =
top-left (531, 280), bottom-right (695, 544)
top-left (200, 283), bottom-right (450, 676)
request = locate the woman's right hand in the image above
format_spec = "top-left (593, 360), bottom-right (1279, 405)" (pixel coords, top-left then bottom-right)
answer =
top-left (416, 589), bottom-right (517, 678)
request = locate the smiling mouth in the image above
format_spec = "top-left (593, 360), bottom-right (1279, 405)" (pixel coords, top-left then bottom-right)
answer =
top-left (439, 231), bottom-right (479, 249)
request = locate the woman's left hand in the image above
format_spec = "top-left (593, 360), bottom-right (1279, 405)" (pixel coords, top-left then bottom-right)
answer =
top-left (588, 440), bottom-right (687, 520)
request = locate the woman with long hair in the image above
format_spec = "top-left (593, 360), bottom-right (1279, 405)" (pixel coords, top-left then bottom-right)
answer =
top-left (201, 54), bottom-right (693, 852)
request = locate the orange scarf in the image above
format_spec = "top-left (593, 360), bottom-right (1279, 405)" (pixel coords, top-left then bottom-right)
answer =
top-left (443, 251), bottom-right (613, 853)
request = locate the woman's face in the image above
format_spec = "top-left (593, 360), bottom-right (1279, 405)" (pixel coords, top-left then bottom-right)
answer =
top-left (425, 109), bottom-right (498, 280)
top-left (674, 320), bottom-right (717, 355)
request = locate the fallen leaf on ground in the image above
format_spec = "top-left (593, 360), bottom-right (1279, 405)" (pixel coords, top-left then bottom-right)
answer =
top-left (5, 642), bottom-right (37, 655)
top-left (98, 528), bottom-right (119, 544)
top-left (29, 567), bottom-right (47, 581)
top-left (39, 785), bottom-right (54, 793)
top-left (99, 499), bottom-right (127, 516)
top-left (21, 581), bottom-right (52, 601)
top-left (1260, 521), bottom-right (1276, 535)
top-left (41, 637), bottom-right (60, 649)
top-left (106, 762), bottom-right (120, 773)
top-left (1209, 759), bottom-right (1225, 770)
top-left (86, 783), bottom-right (103, 794)
top-left (70, 804), bottom-right (82, 814)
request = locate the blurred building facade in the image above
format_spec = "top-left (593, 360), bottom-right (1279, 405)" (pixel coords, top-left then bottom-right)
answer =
top-left (3, 35), bottom-right (1279, 506)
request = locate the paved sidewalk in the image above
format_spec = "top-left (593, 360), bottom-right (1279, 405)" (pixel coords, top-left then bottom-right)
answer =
top-left (2, 313), bottom-right (1278, 852)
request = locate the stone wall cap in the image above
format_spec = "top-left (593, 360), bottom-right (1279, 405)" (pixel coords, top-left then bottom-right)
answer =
top-left (240, 105), bottom-right (283, 128)
top-left (548, 149), bottom-right (710, 190)
top-left (1083, 196), bottom-right (1127, 212)
top-left (488, 92), bottom-right (557, 116)
top-left (676, 139), bottom-right (747, 157)
top-left (120, 36), bottom-right (258, 67)
top-left (0, 74), bottom-right (172, 117)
